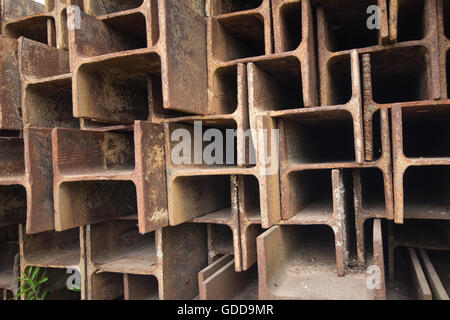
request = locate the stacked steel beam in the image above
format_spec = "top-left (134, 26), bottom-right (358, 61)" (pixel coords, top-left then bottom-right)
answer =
top-left (0, 0), bottom-right (448, 300)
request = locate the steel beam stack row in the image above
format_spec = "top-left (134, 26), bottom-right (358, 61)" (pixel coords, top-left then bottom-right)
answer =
top-left (0, 0), bottom-right (448, 300)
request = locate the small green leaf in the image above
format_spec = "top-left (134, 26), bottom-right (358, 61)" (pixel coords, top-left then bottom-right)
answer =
top-left (13, 266), bottom-right (50, 300)
top-left (31, 267), bottom-right (40, 280)
top-left (36, 276), bottom-right (48, 285)
top-left (69, 286), bottom-right (81, 292)
top-left (40, 287), bottom-right (51, 300)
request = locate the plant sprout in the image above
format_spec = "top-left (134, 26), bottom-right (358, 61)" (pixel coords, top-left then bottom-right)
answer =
top-left (12, 267), bottom-right (51, 300)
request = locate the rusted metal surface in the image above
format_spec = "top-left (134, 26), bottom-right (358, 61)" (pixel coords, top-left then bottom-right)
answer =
top-left (257, 218), bottom-right (385, 300)
top-left (23, 128), bottom-right (55, 234)
top-left (238, 175), bottom-right (263, 271)
top-left (373, 219), bottom-right (386, 300)
top-left (407, 247), bottom-right (433, 300)
top-left (387, 220), bottom-right (450, 282)
top-left (1, 0), bottom-right (46, 33)
top-left (317, 0), bottom-right (440, 104)
top-left (0, 128), bottom-right (54, 234)
top-left (247, 0), bottom-right (317, 114)
top-left (165, 169), bottom-right (243, 270)
top-left (192, 175), bottom-right (243, 271)
top-left (0, 225), bottom-right (19, 299)
top-left (362, 48), bottom-right (438, 162)
top-left (271, 50), bottom-right (364, 166)
top-left (198, 254), bottom-right (258, 300)
top-left (69, 0), bottom-right (208, 121)
top-left (0, 36), bottom-right (21, 131)
top-left (2, 0), bottom-right (61, 48)
top-left (386, 244), bottom-right (448, 300)
top-left (85, 220), bottom-right (207, 300)
top-left (19, 224), bottom-right (86, 299)
top-left (313, 0), bottom-right (388, 52)
top-left (160, 63), bottom-right (249, 164)
top-left (18, 37), bottom-right (78, 129)
top-left (1, 0), bottom-right (449, 301)
top-left (13, 35), bottom-right (74, 233)
top-left (0, 136), bottom-right (26, 227)
top-left (52, 121), bottom-right (168, 234)
top-left (164, 116), bottom-right (281, 232)
top-left (438, 0), bottom-right (450, 98)
top-left (1, 0), bottom-right (45, 22)
top-left (417, 248), bottom-right (449, 300)
top-left (165, 165), bottom-right (280, 233)
top-left (353, 108), bottom-right (394, 263)
top-left (2, 0), bottom-right (84, 49)
top-left (425, 250), bottom-right (450, 299)
top-left (164, 116), bottom-right (280, 272)
top-left (207, 0), bottom-right (272, 62)
top-left (207, 0), bottom-right (275, 117)
top-left (278, 169), bottom-right (351, 277)
top-left (392, 102), bottom-right (450, 223)
top-left (123, 273), bottom-right (159, 300)
top-left (267, 48), bottom-right (392, 271)
top-left (198, 254), bottom-right (233, 290)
